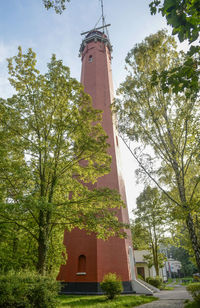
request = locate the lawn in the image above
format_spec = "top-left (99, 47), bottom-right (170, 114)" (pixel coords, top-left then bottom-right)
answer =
top-left (57, 295), bottom-right (157, 308)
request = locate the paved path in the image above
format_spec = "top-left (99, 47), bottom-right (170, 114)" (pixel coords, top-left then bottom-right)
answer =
top-left (136, 286), bottom-right (192, 308)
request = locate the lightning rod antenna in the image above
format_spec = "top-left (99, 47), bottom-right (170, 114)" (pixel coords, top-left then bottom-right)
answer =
top-left (100, 0), bottom-right (105, 32)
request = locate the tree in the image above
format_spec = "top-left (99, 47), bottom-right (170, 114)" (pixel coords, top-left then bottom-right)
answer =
top-left (149, 0), bottom-right (200, 43)
top-left (0, 47), bottom-right (126, 275)
top-left (131, 221), bottom-right (150, 250)
top-left (113, 30), bottom-right (200, 272)
top-left (149, 1), bottom-right (200, 100)
top-left (43, 0), bottom-right (70, 14)
top-left (133, 186), bottom-right (169, 275)
top-left (169, 245), bottom-right (197, 277)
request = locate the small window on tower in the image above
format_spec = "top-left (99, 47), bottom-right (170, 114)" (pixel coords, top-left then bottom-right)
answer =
top-left (89, 55), bottom-right (93, 63)
top-left (116, 136), bottom-right (119, 146)
top-left (76, 255), bottom-right (86, 275)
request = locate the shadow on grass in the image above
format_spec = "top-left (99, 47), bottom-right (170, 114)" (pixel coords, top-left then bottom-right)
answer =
top-left (57, 295), bottom-right (157, 308)
top-left (58, 295), bottom-right (107, 307)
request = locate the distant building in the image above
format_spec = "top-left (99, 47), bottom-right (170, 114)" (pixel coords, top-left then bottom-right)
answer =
top-left (134, 250), bottom-right (182, 281)
top-left (165, 258), bottom-right (182, 278)
top-left (134, 250), bottom-right (165, 280)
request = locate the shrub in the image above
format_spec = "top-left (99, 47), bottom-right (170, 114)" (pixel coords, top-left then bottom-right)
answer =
top-left (0, 271), bottom-right (59, 308)
top-left (100, 273), bottom-right (123, 299)
top-left (186, 283), bottom-right (200, 303)
top-left (182, 277), bottom-right (193, 285)
top-left (146, 276), bottom-right (162, 289)
top-left (137, 274), bottom-right (145, 281)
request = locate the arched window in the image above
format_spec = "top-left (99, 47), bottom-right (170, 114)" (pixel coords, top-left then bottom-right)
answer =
top-left (89, 55), bottom-right (93, 63)
top-left (78, 255), bottom-right (86, 273)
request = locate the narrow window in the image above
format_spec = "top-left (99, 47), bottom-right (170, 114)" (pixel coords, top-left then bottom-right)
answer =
top-left (116, 136), bottom-right (119, 146)
top-left (77, 255), bottom-right (86, 273)
top-left (89, 55), bottom-right (93, 63)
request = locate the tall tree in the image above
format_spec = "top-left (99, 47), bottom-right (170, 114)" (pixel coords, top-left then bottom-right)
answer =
top-left (0, 47), bottom-right (126, 275)
top-left (133, 186), bottom-right (169, 275)
top-left (113, 30), bottom-right (200, 271)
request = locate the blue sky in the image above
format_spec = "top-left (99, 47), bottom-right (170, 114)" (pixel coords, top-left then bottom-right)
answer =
top-left (0, 0), bottom-right (168, 95)
top-left (0, 0), bottom-right (179, 216)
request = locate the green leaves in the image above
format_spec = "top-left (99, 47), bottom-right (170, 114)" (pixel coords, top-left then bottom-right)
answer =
top-left (149, 0), bottom-right (200, 43)
top-left (0, 48), bottom-right (126, 274)
top-left (132, 186), bottom-right (170, 273)
top-left (114, 30), bottom-right (200, 271)
top-left (149, 1), bottom-right (161, 15)
top-left (43, 0), bottom-right (70, 14)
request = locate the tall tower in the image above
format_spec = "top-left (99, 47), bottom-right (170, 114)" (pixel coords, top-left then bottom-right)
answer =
top-left (58, 9), bottom-right (134, 295)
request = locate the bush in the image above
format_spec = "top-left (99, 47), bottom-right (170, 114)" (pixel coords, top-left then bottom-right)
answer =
top-left (182, 277), bottom-right (193, 285)
top-left (146, 276), bottom-right (162, 289)
top-left (186, 283), bottom-right (200, 304)
top-left (100, 273), bottom-right (123, 300)
top-left (137, 274), bottom-right (145, 281)
top-left (0, 271), bottom-right (59, 308)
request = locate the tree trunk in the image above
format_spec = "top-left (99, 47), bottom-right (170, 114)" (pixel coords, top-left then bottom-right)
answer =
top-left (153, 248), bottom-right (159, 276)
top-left (173, 166), bottom-right (200, 272)
top-left (186, 213), bottom-right (200, 272)
top-left (153, 225), bottom-right (159, 276)
top-left (37, 210), bottom-right (47, 275)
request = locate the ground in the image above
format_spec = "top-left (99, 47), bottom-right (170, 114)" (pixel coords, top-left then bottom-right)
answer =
top-left (136, 285), bottom-right (192, 308)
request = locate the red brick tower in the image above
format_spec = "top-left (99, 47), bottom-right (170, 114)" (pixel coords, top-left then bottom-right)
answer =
top-left (58, 24), bottom-right (134, 294)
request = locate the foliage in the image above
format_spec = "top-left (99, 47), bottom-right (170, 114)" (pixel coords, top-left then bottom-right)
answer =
top-left (57, 294), bottom-right (157, 307)
top-left (149, 0), bottom-right (200, 43)
top-left (185, 301), bottom-right (200, 308)
top-left (131, 221), bottom-right (150, 250)
top-left (146, 276), bottom-right (162, 289)
top-left (169, 246), bottom-right (197, 277)
top-left (151, 45), bottom-right (199, 100)
top-left (100, 273), bottom-right (123, 300)
top-left (0, 47), bottom-right (126, 275)
top-left (0, 223), bottom-right (37, 273)
top-left (113, 30), bottom-right (200, 272)
top-left (0, 271), bottom-right (59, 308)
top-left (172, 220), bottom-right (200, 269)
top-left (193, 273), bottom-right (200, 282)
top-left (137, 274), bottom-right (145, 281)
top-left (43, 0), bottom-right (70, 14)
top-left (133, 186), bottom-right (169, 275)
top-left (160, 285), bottom-right (174, 290)
top-left (182, 277), bottom-right (194, 285)
top-left (187, 283), bottom-right (200, 303)
top-left (149, 1), bottom-right (200, 100)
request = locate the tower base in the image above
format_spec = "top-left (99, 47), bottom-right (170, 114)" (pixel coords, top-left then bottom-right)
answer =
top-left (60, 281), bottom-right (135, 295)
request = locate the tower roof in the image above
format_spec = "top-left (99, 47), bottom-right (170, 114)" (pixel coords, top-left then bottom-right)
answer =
top-left (79, 29), bottom-right (112, 54)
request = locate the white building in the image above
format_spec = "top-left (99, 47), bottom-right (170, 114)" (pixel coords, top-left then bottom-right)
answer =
top-left (134, 250), bottom-right (164, 280)
top-left (165, 258), bottom-right (182, 278)
top-left (134, 250), bottom-right (181, 281)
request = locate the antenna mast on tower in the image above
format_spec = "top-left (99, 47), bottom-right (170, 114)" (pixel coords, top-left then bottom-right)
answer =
top-left (80, 0), bottom-right (110, 36)
top-left (100, 0), bottom-right (105, 31)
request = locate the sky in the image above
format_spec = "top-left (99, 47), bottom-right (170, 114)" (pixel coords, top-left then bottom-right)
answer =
top-left (0, 0), bottom-right (184, 217)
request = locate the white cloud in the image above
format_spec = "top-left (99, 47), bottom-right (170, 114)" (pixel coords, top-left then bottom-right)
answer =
top-left (0, 41), bottom-right (17, 63)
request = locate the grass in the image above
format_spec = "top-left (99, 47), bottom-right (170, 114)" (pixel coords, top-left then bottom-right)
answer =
top-left (57, 295), bottom-right (157, 308)
top-left (161, 286), bottom-right (174, 290)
